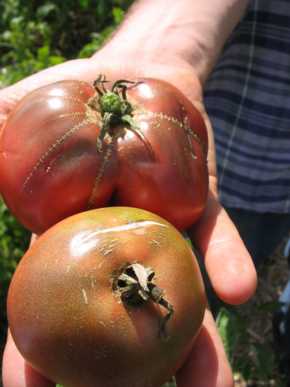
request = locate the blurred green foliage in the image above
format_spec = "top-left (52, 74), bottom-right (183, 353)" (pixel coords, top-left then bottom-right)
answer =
top-left (0, 0), bottom-right (133, 378)
top-left (217, 306), bottom-right (286, 385)
top-left (0, 202), bottom-right (30, 356)
top-left (0, 0), bottom-right (133, 86)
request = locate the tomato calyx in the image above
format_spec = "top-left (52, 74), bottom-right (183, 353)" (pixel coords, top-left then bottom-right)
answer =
top-left (113, 262), bottom-right (174, 339)
top-left (88, 75), bottom-right (155, 158)
top-left (88, 75), bottom-right (138, 148)
top-left (98, 80), bottom-right (134, 118)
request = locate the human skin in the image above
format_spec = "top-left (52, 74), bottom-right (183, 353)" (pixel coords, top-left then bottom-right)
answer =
top-left (1, 1), bottom-right (256, 386)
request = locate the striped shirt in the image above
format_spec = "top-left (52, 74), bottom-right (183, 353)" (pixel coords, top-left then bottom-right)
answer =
top-left (204, 0), bottom-right (290, 213)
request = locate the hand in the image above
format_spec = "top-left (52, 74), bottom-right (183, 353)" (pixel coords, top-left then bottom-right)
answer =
top-left (1, 49), bottom-right (257, 387)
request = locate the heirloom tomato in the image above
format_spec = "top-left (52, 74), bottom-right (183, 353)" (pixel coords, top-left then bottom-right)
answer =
top-left (8, 207), bottom-right (206, 387)
top-left (0, 76), bottom-right (208, 234)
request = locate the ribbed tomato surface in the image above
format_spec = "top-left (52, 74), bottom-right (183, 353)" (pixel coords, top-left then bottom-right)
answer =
top-left (0, 78), bottom-right (208, 233)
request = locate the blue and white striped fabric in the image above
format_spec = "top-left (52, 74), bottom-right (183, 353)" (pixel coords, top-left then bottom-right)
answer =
top-left (204, 0), bottom-right (290, 213)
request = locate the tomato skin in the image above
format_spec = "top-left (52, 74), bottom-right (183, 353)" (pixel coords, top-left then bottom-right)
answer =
top-left (0, 80), bottom-right (118, 234)
top-left (117, 78), bottom-right (208, 230)
top-left (0, 78), bottom-right (208, 234)
top-left (8, 207), bottom-right (206, 387)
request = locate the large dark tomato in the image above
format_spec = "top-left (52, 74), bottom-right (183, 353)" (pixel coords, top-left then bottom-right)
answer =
top-left (8, 207), bottom-right (206, 387)
top-left (0, 77), bottom-right (208, 234)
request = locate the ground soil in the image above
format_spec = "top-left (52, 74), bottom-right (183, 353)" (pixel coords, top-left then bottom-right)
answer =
top-left (234, 238), bottom-right (290, 387)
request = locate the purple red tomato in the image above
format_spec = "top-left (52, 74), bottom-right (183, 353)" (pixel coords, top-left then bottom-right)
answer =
top-left (0, 77), bottom-right (208, 233)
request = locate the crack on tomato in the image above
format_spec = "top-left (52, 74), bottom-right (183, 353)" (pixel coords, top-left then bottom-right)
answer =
top-left (81, 288), bottom-right (88, 305)
top-left (183, 115), bottom-right (207, 158)
top-left (183, 115), bottom-right (197, 160)
top-left (98, 238), bottom-right (119, 257)
top-left (85, 102), bottom-right (102, 126)
top-left (22, 117), bottom-right (91, 191)
top-left (149, 239), bottom-right (162, 247)
top-left (36, 112), bottom-right (85, 128)
top-left (86, 136), bottom-right (115, 209)
top-left (150, 111), bottom-right (206, 159)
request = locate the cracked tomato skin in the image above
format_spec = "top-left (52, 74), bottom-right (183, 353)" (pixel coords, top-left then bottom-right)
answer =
top-left (8, 207), bottom-right (206, 387)
top-left (0, 78), bottom-right (208, 234)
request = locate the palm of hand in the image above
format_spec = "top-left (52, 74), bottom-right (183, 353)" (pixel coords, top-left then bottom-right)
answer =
top-left (1, 54), bottom-right (256, 387)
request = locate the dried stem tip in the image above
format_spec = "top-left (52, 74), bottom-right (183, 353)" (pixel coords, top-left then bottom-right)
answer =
top-left (113, 262), bottom-right (174, 339)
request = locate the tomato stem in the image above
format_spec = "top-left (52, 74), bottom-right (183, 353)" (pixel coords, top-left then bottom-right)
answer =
top-left (94, 75), bottom-right (137, 147)
top-left (89, 75), bottom-right (155, 159)
top-left (113, 262), bottom-right (174, 339)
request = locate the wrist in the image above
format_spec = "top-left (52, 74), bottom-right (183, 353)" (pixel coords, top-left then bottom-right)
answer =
top-left (98, 0), bottom-right (249, 85)
top-left (99, 41), bottom-right (187, 78)
top-left (99, 20), bottom-right (203, 83)
top-left (95, 42), bottom-right (203, 103)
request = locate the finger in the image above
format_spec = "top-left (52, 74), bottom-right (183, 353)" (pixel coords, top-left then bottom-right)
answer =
top-left (176, 309), bottom-right (233, 387)
top-left (189, 180), bottom-right (257, 305)
top-left (2, 331), bottom-right (54, 387)
top-left (29, 234), bottom-right (38, 246)
top-left (0, 58), bottom-right (96, 100)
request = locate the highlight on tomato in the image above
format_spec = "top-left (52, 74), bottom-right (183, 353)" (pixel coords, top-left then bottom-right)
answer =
top-left (0, 76), bottom-right (208, 234)
top-left (8, 207), bottom-right (206, 387)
